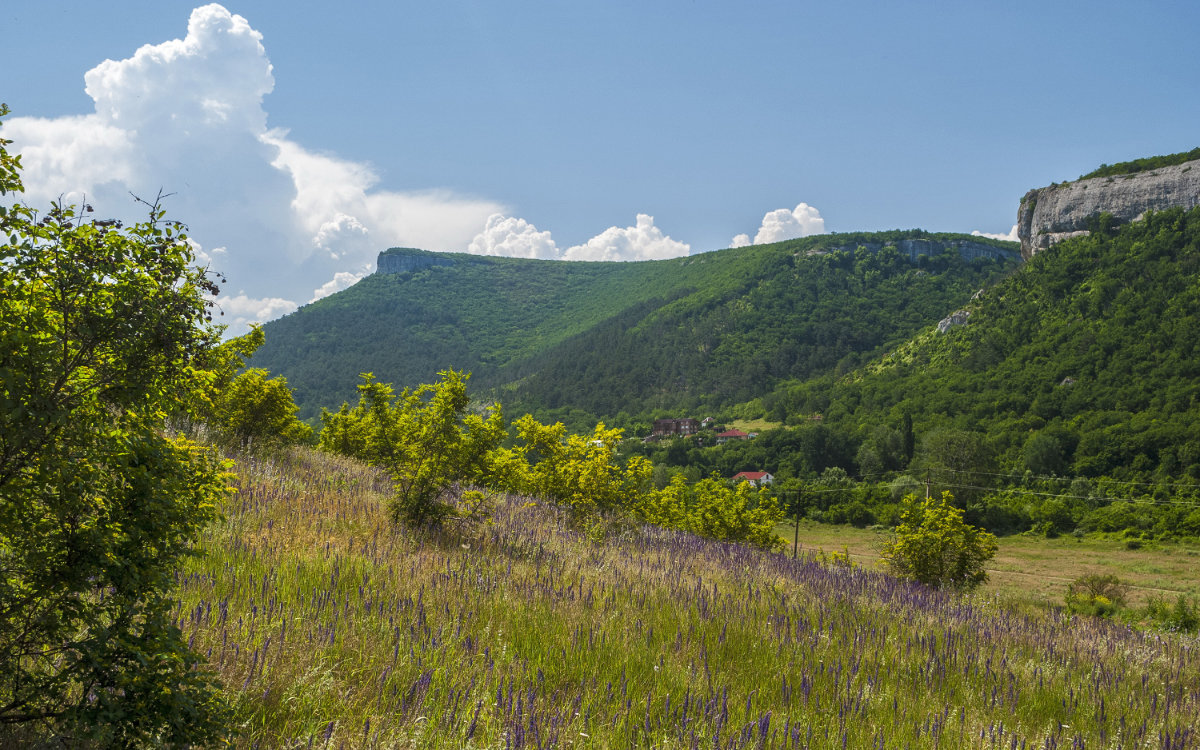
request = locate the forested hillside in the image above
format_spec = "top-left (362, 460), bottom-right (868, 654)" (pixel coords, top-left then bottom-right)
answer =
top-left (498, 240), bottom-right (1013, 420)
top-left (252, 233), bottom-right (1019, 423)
top-left (763, 206), bottom-right (1200, 481)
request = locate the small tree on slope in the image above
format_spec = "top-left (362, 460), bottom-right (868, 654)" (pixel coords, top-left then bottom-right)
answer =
top-left (882, 491), bottom-right (998, 590)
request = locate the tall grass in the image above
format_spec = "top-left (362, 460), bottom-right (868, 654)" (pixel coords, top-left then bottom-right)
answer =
top-left (177, 447), bottom-right (1200, 748)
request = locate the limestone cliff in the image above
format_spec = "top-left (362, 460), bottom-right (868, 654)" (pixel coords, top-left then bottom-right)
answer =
top-left (377, 247), bottom-right (474, 274)
top-left (1017, 158), bottom-right (1200, 259)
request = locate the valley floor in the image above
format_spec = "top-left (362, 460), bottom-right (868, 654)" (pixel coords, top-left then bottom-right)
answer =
top-left (776, 520), bottom-right (1200, 611)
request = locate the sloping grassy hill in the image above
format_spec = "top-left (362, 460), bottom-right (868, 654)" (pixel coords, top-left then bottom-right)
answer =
top-left (252, 233), bottom-right (1019, 423)
top-left (176, 446), bottom-right (1200, 747)
top-left (765, 206), bottom-right (1200, 479)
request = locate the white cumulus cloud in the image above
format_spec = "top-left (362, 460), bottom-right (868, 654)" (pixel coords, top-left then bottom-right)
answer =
top-left (971, 225), bottom-right (1019, 242)
top-left (3, 3), bottom-right (502, 334)
top-left (4, 3), bottom-right (710, 334)
top-left (563, 214), bottom-right (689, 261)
top-left (310, 271), bottom-right (367, 303)
top-left (312, 213), bottom-right (369, 259)
top-left (733, 203), bottom-right (826, 247)
top-left (468, 214), bottom-right (561, 259)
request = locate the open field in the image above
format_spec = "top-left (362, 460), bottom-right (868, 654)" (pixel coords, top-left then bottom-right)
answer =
top-left (726, 418), bottom-right (782, 433)
top-left (776, 519), bottom-right (1200, 610)
top-left (174, 446), bottom-right (1200, 748)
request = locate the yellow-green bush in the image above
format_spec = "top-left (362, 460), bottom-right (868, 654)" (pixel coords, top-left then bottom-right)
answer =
top-left (638, 474), bottom-right (784, 550)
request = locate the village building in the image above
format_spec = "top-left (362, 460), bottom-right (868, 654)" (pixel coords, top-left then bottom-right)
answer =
top-left (732, 471), bottom-right (774, 487)
top-left (652, 418), bottom-right (700, 437)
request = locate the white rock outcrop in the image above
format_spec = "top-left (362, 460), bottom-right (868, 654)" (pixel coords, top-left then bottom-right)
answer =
top-left (1017, 158), bottom-right (1200, 259)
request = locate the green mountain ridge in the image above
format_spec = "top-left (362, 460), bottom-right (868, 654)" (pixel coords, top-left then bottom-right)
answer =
top-left (251, 232), bottom-right (1020, 424)
top-left (759, 206), bottom-right (1200, 480)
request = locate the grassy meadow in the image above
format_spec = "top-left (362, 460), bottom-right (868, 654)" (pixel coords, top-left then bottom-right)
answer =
top-left (776, 520), bottom-right (1200, 611)
top-left (178, 447), bottom-right (1200, 748)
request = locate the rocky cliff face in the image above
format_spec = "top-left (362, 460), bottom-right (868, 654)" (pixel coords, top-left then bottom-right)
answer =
top-left (1017, 158), bottom-right (1200, 259)
top-left (377, 248), bottom-right (466, 274)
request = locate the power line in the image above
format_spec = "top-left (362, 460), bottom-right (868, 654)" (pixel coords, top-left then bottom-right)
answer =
top-left (931, 481), bottom-right (1200, 507)
top-left (791, 479), bottom-right (1200, 507)
top-left (934, 466), bottom-right (1200, 491)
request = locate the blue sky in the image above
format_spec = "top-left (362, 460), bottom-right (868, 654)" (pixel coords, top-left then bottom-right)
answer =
top-left (4, 1), bottom-right (1198, 331)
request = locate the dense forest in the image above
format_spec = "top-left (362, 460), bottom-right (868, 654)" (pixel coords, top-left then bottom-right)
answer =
top-left (253, 232), bottom-right (1019, 424)
top-left (761, 206), bottom-right (1200, 482)
top-left (498, 240), bottom-right (1015, 421)
top-left (622, 207), bottom-right (1200, 541)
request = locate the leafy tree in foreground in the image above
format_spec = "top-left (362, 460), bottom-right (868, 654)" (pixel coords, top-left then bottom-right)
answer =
top-left (319, 370), bottom-right (506, 526)
top-left (0, 106), bottom-right (229, 745)
top-left (882, 492), bottom-right (998, 590)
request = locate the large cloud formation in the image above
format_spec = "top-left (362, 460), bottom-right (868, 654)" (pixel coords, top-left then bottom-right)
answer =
top-left (5, 4), bottom-right (706, 332)
top-left (731, 203), bottom-right (826, 247)
top-left (5, 4), bottom-right (502, 333)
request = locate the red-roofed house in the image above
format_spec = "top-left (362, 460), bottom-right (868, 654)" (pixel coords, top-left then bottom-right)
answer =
top-left (732, 471), bottom-right (774, 487)
top-left (716, 429), bottom-right (749, 444)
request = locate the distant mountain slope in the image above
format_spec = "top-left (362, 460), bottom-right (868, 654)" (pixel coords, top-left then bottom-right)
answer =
top-left (497, 237), bottom-right (1017, 420)
top-left (767, 206), bottom-right (1200, 480)
top-left (251, 234), bottom-right (1019, 422)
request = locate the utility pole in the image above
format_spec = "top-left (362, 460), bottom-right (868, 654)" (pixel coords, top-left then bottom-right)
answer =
top-left (792, 487), bottom-right (802, 559)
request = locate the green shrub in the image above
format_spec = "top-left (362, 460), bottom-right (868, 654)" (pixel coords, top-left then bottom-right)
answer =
top-left (1065, 574), bottom-right (1128, 618)
top-left (496, 415), bottom-right (651, 520)
top-left (1145, 595), bottom-right (1200, 633)
top-left (638, 474), bottom-right (784, 550)
top-left (214, 367), bottom-right (312, 447)
top-left (881, 492), bottom-right (998, 590)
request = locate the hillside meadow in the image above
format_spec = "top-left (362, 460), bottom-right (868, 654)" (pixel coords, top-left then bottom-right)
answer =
top-left (776, 521), bottom-right (1200, 611)
top-left (177, 446), bottom-right (1200, 748)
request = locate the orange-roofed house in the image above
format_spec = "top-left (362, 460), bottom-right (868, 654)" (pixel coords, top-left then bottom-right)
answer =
top-left (731, 471), bottom-right (774, 487)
